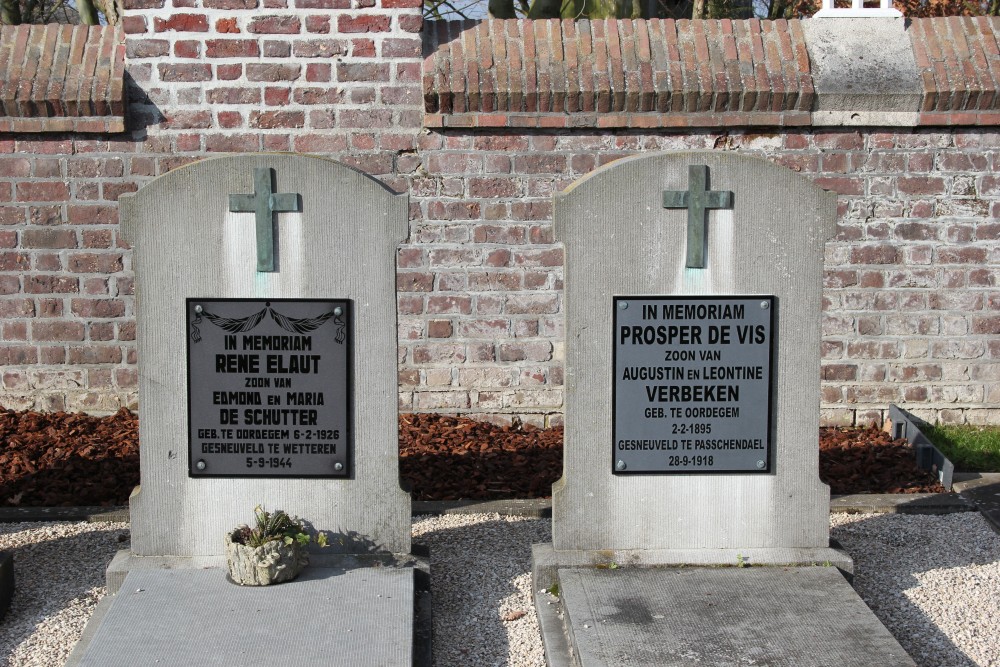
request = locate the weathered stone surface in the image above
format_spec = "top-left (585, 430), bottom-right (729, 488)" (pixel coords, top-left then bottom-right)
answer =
top-left (224, 532), bottom-right (308, 586)
top-left (549, 151), bottom-right (837, 562)
top-left (117, 154), bottom-right (411, 564)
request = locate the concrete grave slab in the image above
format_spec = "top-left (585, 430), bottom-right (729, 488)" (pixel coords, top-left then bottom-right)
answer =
top-left (68, 567), bottom-right (414, 667)
top-left (549, 567), bottom-right (915, 667)
top-left (71, 154), bottom-right (419, 666)
top-left (534, 151), bottom-right (911, 665)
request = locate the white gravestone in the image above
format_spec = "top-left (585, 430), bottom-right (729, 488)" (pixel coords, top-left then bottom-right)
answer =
top-left (68, 154), bottom-right (418, 667)
top-left (531, 152), bottom-right (915, 667)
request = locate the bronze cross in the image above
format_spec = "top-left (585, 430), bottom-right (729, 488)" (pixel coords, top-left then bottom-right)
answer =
top-left (662, 165), bottom-right (733, 269)
top-left (229, 167), bottom-right (301, 273)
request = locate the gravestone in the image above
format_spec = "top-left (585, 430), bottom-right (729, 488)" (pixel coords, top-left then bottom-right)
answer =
top-left (67, 154), bottom-right (419, 666)
top-left (533, 152), bottom-right (915, 666)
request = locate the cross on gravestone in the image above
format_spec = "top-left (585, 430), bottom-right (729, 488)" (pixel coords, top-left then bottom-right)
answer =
top-left (662, 164), bottom-right (733, 269)
top-left (229, 167), bottom-right (301, 273)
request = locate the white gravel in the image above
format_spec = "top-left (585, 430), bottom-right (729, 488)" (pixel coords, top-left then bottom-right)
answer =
top-left (0, 521), bottom-right (130, 667)
top-left (830, 511), bottom-right (1000, 667)
top-left (1, 512), bottom-right (998, 667)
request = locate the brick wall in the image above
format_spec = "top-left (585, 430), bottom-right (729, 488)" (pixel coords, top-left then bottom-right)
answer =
top-left (1, 15), bottom-right (998, 427)
top-left (404, 127), bottom-right (1000, 427)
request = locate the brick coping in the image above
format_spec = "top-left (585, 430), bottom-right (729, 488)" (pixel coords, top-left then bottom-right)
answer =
top-left (0, 24), bottom-right (126, 134)
top-left (423, 17), bottom-right (1000, 129)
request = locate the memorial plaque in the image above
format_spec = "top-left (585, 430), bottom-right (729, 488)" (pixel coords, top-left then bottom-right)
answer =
top-left (186, 298), bottom-right (350, 478)
top-left (613, 295), bottom-right (775, 474)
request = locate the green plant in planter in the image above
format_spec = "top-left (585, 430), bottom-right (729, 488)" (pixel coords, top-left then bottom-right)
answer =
top-left (232, 506), bottom-right (329, 550)
top-left (226, 506), bottom-right (328, 586)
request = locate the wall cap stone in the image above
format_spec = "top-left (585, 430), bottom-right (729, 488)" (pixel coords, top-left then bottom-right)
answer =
top-left (422, 17), bottom-right (1000, 129)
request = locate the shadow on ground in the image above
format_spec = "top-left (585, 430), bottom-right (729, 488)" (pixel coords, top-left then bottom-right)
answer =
top-left (833, 512), bottom-right (999, 667)
top-left (414, 514), bottom-right (551, 667)
top-left (0, 522), bottom-right (129, 664)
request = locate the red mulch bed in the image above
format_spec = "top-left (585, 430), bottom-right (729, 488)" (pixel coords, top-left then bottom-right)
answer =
top-left (0, 408), bottom-right (943, 507)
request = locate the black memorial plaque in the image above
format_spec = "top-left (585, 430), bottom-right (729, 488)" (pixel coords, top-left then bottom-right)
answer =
top-left (186, 298), bottom-right (350, 478)
top-left (613, 295), bottom-right (775, 474)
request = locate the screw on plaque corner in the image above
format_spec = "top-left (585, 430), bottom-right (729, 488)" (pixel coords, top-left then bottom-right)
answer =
top-left (756, 460), bottom-right (765, 469)
top-left (196, 459), bottom-right (207, 471)
top-left (615, 460), bottom-right (626, 471)
top-left (334, 462), bottom-right (344, 471)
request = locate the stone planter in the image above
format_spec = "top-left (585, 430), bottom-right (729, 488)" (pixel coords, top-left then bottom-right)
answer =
top-left (224, 531), bottom-right (309, 586)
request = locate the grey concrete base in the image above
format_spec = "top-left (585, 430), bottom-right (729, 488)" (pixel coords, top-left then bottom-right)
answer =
top-left (531, 542), bottom-right (853, 592)
top-left (541, 566), bottom-right (915, 667)
top-left (0, 506), bottom-right (129, 523)
top-left (830, 492), bottom-right (973, 515)
top-left (0, 550), bottom-right (12, 622)
top-left (104, 548), bottom-right (423, 595)
top-left (67, 565), bottom-right (417, 667)
top-left (954, 472), bottom-right (1000, 534)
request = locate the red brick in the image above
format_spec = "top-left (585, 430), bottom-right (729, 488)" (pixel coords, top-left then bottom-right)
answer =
top-left (248, 16), bottom-right (301, 34)
top-left (306, 63), bottom-right (331, 82)
top-left (263, 40), bottom-right (291, 57)
top-left (153, 13), bottom-right (209, 32)
top-left (383, 38), bottom-right (421, 58)
top-left (352, 38), bottom-right (375, 57)
top-left (505, 294), bottom-right (559, 314)
top-left (499, 341), bottom-right (552, 362)
top-left (247, 63), bottom-right (302, 82)
top-left (0, 252), bottom-right (29, 271)
top-left (127, 39), bottom-right (169, 58)
top-left (411, 343), bottom-right (466, 364)
top-left (427, 320), bottom-right (453, 338)
top-left (207, 87), bottom-right (262, 104)
top-left (204, 0), bottom-right (258, 7)
top-left (338, 15), bottom-right (390, 32)
top-left (71, 298), bottom-right (126, 317)
top-left (898, 176), bottom-right (947, 195)
top-left (68, 346), bottom-right (123, 364)
top-left (894, 222), bottom-right (938, 241)
top-left (168, 40), bottom-right (198, 58)
top-left (122, 15), bottom-right (148, 33)
top-left (216, 17), bottom-right (240, 33)
top-left (206, 134), bottom-right (262, 152)
top-left (292, 39), bottom-right (347, 57)
top-left (0, 345), bottom-right (37, 364)
top-left (265, 87), bottom-right (291, 106)
top-left (206, 39), bottom-right (260, 58)
top-left (249, 111), bottom-right (305, 129)
top-left (32, 321), bottom-right (85, 341)
top-left (339, 109), bottom-right (392, 128)
top-left (338, 62), bottom-right (389, 82)
top-left (848, 245), bottom-right (899, 265)
top-left (306, 16), bottom-right (331, 33)
top-left (399, 15), bottom-right (422, 33)
top-left (16, 182), bottom-right (69, 202)
top-left (158, 64), bottom-right (212, 82)
top-left (397, 272), bottom-right (434, 292)
top-left (212, 64), bottom-right (240, 80)
top-left (295, 0), bottom-right (349, 6)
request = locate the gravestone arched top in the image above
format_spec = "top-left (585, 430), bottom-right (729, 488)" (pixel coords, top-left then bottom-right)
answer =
top-left (550, 148), bottom-right (840, 557)
top-left (556, 151), bottom-right (834, 242)
top-left (120, 151), bottom-right (411, 559)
